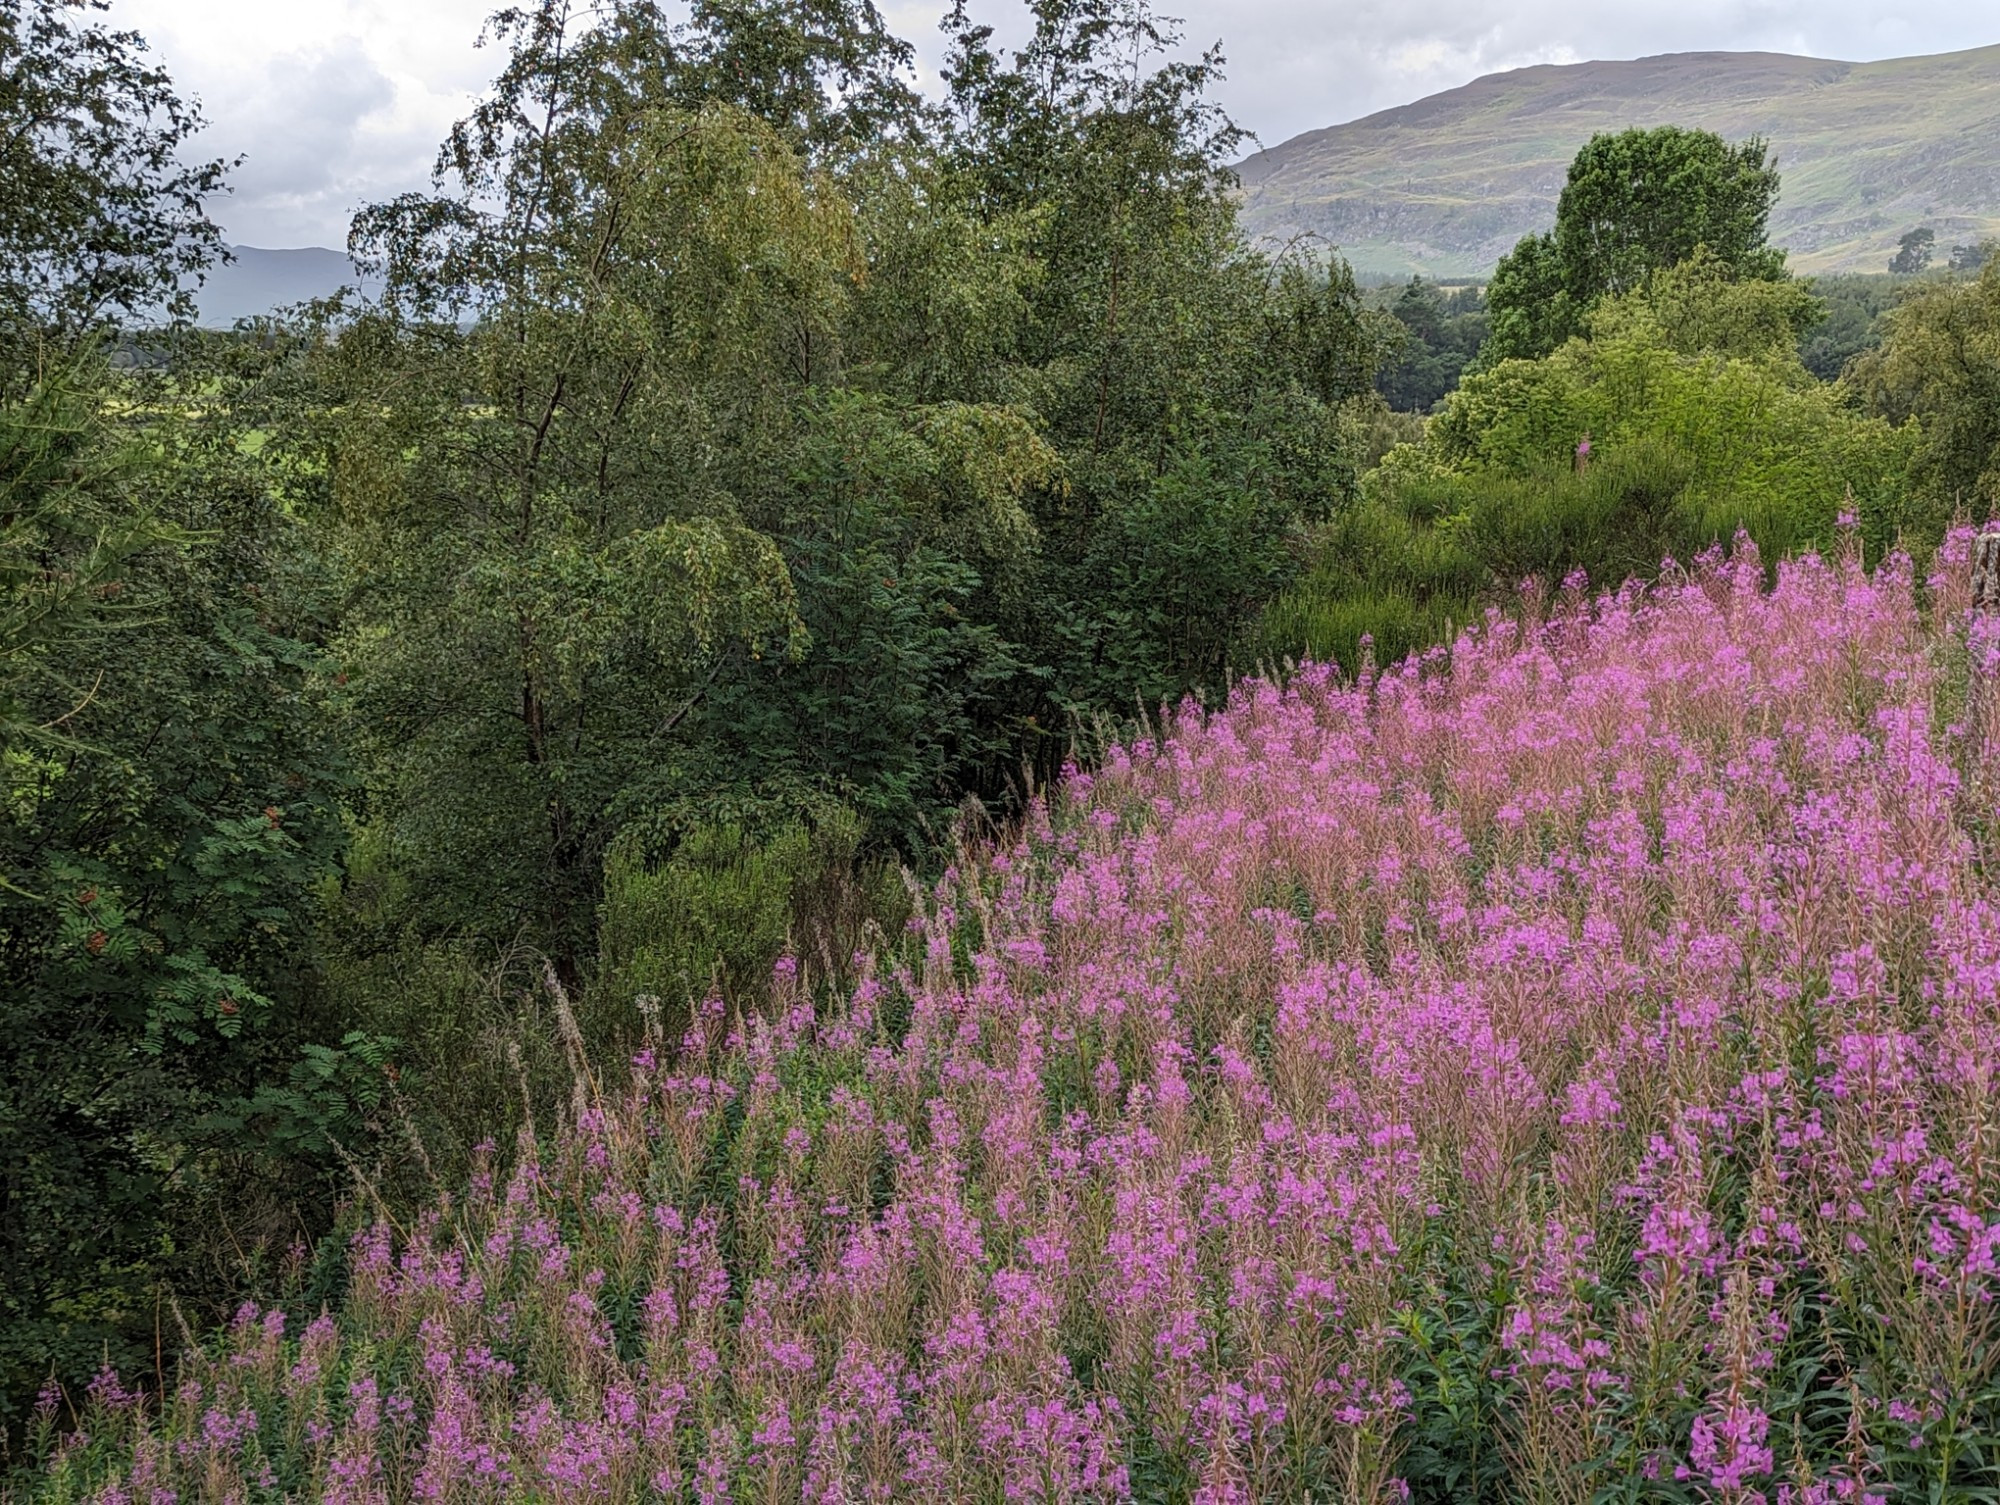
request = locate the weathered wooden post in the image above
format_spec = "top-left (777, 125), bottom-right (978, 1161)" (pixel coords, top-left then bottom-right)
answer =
top-left (1971, 527), bottom-right (2000, 758)
top-left (1975, 528), bottom-right (2000, 613)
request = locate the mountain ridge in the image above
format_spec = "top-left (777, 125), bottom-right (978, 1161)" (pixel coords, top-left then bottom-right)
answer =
top-left (1234, 43), bottom-right (2000, 279)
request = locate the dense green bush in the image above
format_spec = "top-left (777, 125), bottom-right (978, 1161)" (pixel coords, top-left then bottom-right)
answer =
top-left (0, 361), bottom-right (367, 1422)
top-left (1799, 271), bottom-right (1903, 379)
top-left (1848, 253), bottom-right (2000, 514)
top-left (1259, 257), bottom-right (1921, 675)
top-left (1260, 441), bottom-right (1692, 672)
top-left (597, 807), bottom-right (881, 1035)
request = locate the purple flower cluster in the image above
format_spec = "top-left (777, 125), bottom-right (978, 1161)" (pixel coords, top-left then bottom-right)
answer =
top-left (40, 531), bottom-right (2000, 1501)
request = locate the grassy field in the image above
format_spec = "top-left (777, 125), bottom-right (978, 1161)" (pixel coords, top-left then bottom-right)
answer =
top-left (1237, 44), bottom-right (2000, 279)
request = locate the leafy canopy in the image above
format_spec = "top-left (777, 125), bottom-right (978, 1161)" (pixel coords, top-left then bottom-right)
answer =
top-left (0, 0), bottom-right (229, 369)
top-left (1848, 253), bottom-right (2000, 512)
top-left (1485, 127), bottom-right (1785, 363)
top-left (1263, 252), bottom-right (1914, 676)
top-left (0, 0), bottom-right (371, 1425)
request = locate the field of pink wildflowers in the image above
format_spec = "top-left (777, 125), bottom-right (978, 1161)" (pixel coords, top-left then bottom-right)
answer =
top-left (28, 528), bottom-right (2000, 1504)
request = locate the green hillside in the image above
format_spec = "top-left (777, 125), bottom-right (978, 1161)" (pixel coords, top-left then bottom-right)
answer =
top-left (1237, 45), bottom-right (2000, 279)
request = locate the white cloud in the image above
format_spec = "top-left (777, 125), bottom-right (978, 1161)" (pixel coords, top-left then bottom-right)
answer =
top-left (105, 0), bottom-right (2000, 247)
top-left (108, 0), bottom-right (491, 246)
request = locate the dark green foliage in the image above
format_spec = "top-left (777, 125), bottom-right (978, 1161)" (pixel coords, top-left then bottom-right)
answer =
top-left (695, 394), bottom-right (1046, 849)
top-left (935, 2), bottom-right (1383, 722)
top-left (1374, 279), bottom-right (1489, 412)
top-left (1485, 127), bottom-right (1786, 362)
top-left (1484, 229), bottom-right (1576, 368)
top-left (0, 10), bottom-right (377, 1429)
top-left (714, 529), bottom-right (1020, 843)
top-left (634, 0), bottom-right (924, 155)
top-left (939, 0), bottom-right (1245, 219)
top-left (1395, 1249), bottom-right (1516, 1504)
top-left (0, 0), bottom-right (229, 368)
top-left (1950, 240), bottom-right (1995, 274)
top-left (1848, 254), bottom-right (2000, 513)
top-left (1799, 273), bottom-right (1901, 381)
top-left (1555, 127), bottom-right (1785, 291)
top-left (0, 366), bottom-right (362, 1424)
top-left (0, 369), bottom-right (170, 745)
top-left (0, 37), bottom-right (445, 1463)
top-left (325, 14), bottom-right (831, 969)
top-left (1888, 226), bottom-right (1935, 275)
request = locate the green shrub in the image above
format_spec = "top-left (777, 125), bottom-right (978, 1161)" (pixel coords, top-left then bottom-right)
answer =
top-left (599, 820), bottom-right (815, 1019)
top-left (1258, 262), bottom-right (1924, 678)
top-left (596, 804), bottom-right (907, 1041)
top-left (1461, 438), bottom-right (1697, 588)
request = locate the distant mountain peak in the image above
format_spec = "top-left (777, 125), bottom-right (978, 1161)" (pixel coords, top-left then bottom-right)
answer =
top-left (1235, 43), bottom-right (2000, 279)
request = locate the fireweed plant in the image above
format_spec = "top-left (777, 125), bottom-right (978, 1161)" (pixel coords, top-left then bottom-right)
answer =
top-left (28, 524), bottom-right (2000, 1504)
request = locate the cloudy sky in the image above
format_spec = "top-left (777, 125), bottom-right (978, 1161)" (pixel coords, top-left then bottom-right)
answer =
top-left (108, 0), bottom-right (1999, 249)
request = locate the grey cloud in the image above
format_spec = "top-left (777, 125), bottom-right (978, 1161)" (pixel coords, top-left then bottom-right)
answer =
top-left (108, 0), bottom-right (490, 247)
top-left (226, 39), bottom-right (396, 200)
